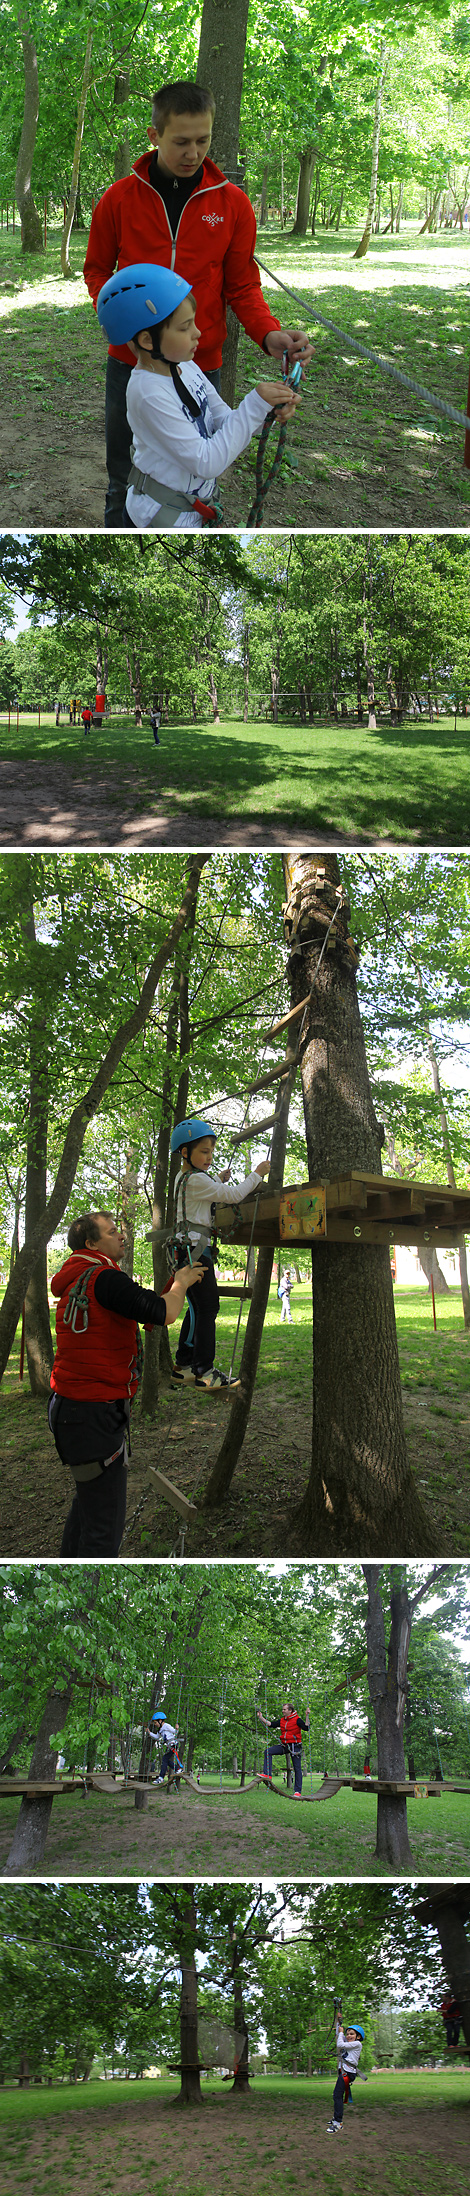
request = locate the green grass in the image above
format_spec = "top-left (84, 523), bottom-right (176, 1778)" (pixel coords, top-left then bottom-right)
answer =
top-left (1, 218), bottom-right (469, 528)
top-left (0, 2068), bottom-right (467, 2124)
top-left (1, 706), bottom-right (470, 841)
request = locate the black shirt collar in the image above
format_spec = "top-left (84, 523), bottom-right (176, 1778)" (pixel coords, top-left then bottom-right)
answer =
top-left (148, 153), bottom-right (204, 233)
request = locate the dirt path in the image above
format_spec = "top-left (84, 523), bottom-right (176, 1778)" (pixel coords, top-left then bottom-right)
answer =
top-left (0, 760), bottom-right (349, 847)
top-left (1, 2088), bottom-right (468, 2196)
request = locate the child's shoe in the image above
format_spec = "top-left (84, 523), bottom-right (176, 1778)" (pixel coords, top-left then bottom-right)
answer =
top-left (326, 2121), bottom-right (342, 2134)
top-left (195, 1366), bottom-right (240, 1392)
top-left (172, 1364), bottom-right (196, 1385)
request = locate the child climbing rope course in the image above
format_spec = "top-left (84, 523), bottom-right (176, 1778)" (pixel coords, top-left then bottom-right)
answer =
top-left (96, 263), bottom-right (301, 529)
top-left (168, 1116), bottom-right (270, 1391)
top-left (327, 2008), bottom-right (365, 2133)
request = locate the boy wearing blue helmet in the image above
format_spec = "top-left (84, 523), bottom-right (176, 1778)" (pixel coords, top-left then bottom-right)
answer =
top-left (97, 263), bottom-right (301, 530)
top-left (327, 2011), bottom-right (365, 2133)
top-left (167, 1118), bottom-right (270, 1392)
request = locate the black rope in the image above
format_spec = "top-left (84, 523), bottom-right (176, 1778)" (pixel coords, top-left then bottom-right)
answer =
top-left (246, 408), bottom-right (288, 528)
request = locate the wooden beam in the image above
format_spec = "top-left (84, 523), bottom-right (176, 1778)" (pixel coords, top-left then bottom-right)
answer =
top-left (263, 994), bottom-right (311, 1043)
top-left (217, 1284), bottom-right (253, 1298)
top-left (149, 1470), bottom-right (198, 1521)
top-left (247, 1056), bottom-right (297, 1096)
top-left (230, 1111), bottom-right (279, 1144)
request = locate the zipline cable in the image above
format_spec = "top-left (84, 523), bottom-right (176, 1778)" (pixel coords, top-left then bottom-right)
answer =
top-left (255, 255), bottom-right (470, 440)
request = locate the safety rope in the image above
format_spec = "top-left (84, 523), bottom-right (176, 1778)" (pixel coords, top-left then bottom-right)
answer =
top-left (256, 256), bottom-right (470, 439)
top-left (246, 351), bottom-right (303, 528)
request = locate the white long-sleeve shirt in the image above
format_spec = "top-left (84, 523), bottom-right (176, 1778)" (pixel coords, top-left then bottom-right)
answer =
top-left (125, 361), bottom-right (270, 528)
top-left (336, 2025), bottom-right (363, 2076)
top-left (175, 1166), bottom-right (263, 1248)
top-left (150, 1721), bottom-right (178, 1749)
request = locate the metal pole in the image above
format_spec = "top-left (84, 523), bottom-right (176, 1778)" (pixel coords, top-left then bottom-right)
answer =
top-left (323, 1687), bottom-right (327, 1775)
top-left (264, 1677), bottom-right (269, 1781)
top-left (347, 1673), bottom-right (352, 1777)
top-left (431, 1274), bottom-right (437, 1331)
top-left (459, 1684), bottom-right (470, 1771)
top-left (219, 1675), bottom-right (225, 1790)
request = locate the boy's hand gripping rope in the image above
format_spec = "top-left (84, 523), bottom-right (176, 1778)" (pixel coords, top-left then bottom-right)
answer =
top-left (246, 353), bottom-right (303, 528)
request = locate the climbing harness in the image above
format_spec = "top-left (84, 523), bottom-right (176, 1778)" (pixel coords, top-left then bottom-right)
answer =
top-left (255, 257), bottom-right (470, 442)
top-left (246, 351), bottom-right (303, 528)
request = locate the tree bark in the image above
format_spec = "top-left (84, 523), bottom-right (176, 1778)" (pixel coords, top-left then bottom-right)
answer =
top-left (415, 1893), bottom-right (470, 2051)
top-left (197, 0), bottom-right (250, 404)
top-left (21, 893), bottom-right (53, 1395)
top-left (0, 858), bottom-right (208, 1380)
top-left (293, 148), bottom-right (317, 237)
top-left (282, 856), bottom-right (434, 1555)
top-left (202, 1066), bottom-right (296, 1505)
top-left (231, 1934), bottom-right (250, 2092)
top-left (141, 886), bottom-right (199, 1415)
top-left (354, 44), bottom-right (389, 259)
top-left (419, 1246), bottom-right (449, 1293)
top-left (178, 1886), bottom-right (203, 2103)
top-left (363, 1564), bottom-right (413, 1869)
top-left (15, 13), bottom-right (44, 253)
top-left (414, 977), bottom-right (470, 1331)
top-left (2, 1684), bottom-right (73, 1873)
top-left (61, 27), bottom-right (93, 278)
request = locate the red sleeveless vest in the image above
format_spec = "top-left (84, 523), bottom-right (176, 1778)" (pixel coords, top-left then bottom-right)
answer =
top-left (50, 1252), bottom-right (140, 1400)
top-left (280, 1711), bottom-right (302, 1747)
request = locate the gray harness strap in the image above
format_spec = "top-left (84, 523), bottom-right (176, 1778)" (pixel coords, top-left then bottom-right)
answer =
top-left (127, 462), bottom-right (196, 526)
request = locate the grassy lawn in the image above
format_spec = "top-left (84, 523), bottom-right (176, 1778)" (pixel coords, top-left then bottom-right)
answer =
top-left (0, 2071), bottom-right (469, 2195)
top-left (0, 1772), bottom-right (468, 1883)
top-left (1, 707), bottom-right (469, 844)
top-left (0, 221), bottom-right (468, 529)
top-left (1, 1285), bottom-right (469, 1558)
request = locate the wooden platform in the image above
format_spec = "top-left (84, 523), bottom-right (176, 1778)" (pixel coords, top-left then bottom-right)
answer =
top-left (214, 1172), bottom-right (470, 1250)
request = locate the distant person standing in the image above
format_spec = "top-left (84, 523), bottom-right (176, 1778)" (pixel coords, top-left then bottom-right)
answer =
top-left (440, 1991), bottom-right (462, 2048)
top-left (279, 1270), bottom-right (293, 1322)
top-left (149, 706), bottom-right (162, 746)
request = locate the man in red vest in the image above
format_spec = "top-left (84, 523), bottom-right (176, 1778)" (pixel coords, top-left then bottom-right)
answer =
top-left (257, 1699), bottom-right (310, 1796)
top-left (84, 78), bottom-right (312, 524)
top-left (49, 1208), bottom-right (203, 1556)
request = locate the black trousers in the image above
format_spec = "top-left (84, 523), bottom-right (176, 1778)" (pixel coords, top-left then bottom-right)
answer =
top-left (444, 2017), bottom-right (461, 2046)
top-left (333, 2070), bottom-right (356, 2122)
top-left (60, 1454), bottom-right (127, 1557)
top-left (174, 1248), bottom-right (220, 1374)
top-left (104, 356), bottom-right (222, 528)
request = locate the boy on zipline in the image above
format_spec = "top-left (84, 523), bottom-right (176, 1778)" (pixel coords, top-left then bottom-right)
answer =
top-left (169, 1117), bottom-right (270, 1392)
top-left (97, 263), bottom-right (301, 529)
top-left (146, 1711), bottom-right (182, 1785)
top-left (257, 1698), bottom-right (309, 1796)
top-left (327, 2008), bottom-right (365, 2134)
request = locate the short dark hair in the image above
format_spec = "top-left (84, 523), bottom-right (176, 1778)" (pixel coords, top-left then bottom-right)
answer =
top-left (67, 1211), bottom-right (114, 1252)
top-left (151, 81), bottom-right (215, 130)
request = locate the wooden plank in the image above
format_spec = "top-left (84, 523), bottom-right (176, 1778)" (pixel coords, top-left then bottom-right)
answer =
top-left (263, 994), bottom-right (311, 1042)
top-left (247, 1057), bottom-right (297, 1096)
top-left (230, 1112), bottom-right (278, 1144)
top-left (0, 1778), bottom-right (86, 1797)
top-left (217, 1284), bottom-right (253, 1298)
top-left (150, 1470), bottom-right (198, 1521)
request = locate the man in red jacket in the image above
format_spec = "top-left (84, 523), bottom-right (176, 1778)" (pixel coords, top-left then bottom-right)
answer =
top-left (84, 77), bottom-right (312, 524)
top-left (49, 1208), bottom-right (203, 1556)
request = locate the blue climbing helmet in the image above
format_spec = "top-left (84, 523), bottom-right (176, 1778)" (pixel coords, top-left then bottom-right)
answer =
top-left (97, 262), bottom-right (193, 347)
top-left (149, 1710), bottom-right (166, 1724)
top-left (348, 2023), bottom-right (364, 2039)
top-left (170, 1118), bottom-right (217, 1156)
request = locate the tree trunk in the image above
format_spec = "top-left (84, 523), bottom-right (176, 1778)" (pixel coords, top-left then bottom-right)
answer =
top-left (259, 162), bottom-right (268, 224)
top-left (114, 140), bottom-right (131, 180)
top-left (231, 1940), bottom-right (250, 2092)
top-left (15, 12), bottom-right (44, 252)
top-left (197, 0), bottom-right (250, 406)
top-left (202, 1067), bottom-right (296, 1505)
top-left (0, 859), bottom-right (208, 1380)
top-left (363, 1564), bottom-right (413, 1869)
top-left (141, 883), bottom-right (199, 1415)
top-left (2, 1685), bottom-right (73, 1874)
top-left (21, 900), bottom-right (53, 1395)
top-left (419, 1246), bottom-right (449, 1293)
top-left (281, 856), bottom-right (434, 1555)
top-left (120, 1149), bottom-right (138, 1277)
top-left (354, 44), bottom-right (389, 259)
top-left (417, 1894), bottom-right (470, 2051)
top-left (178, 1887), bottom-right (203, 2103)
top-left (61, 27), bottom-right (93, 277)
top-left (293, 148), bottom-right (317, 236)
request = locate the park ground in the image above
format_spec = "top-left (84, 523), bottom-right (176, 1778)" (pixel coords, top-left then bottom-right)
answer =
top-left (1, 1285), bottom-right (469, 1560)
top-left (0, 223), bottom-right (469, 530)
top-left (1, 708), bottom-right (469, 848)
top-left (0, 2072), bottom-right (469, 2196)
top-left (0, 1772), bottom-right (469, 1883)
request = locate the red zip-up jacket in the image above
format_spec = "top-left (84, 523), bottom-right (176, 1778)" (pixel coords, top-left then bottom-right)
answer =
top-left (83, 151), bottom-right (281, 371)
